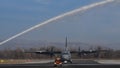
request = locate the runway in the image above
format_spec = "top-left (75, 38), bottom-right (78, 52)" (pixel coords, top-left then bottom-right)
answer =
top-left (0, 59), bottom-right (120, 68)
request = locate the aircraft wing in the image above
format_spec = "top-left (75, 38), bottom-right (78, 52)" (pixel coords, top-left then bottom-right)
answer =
top-left (24, 50), bottom-right (61, 57)
top-left (25, 51), bottom-right (61, 54)
top-left (79, 50), bottom-right (97, 54)
top-left (35, 51), bottom-right (61, 54)
top-left (70, 50), bottom-right (97, 54)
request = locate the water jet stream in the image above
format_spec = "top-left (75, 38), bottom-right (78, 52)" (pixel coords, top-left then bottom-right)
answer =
top-left (0, 0), bottom-right (114, 45)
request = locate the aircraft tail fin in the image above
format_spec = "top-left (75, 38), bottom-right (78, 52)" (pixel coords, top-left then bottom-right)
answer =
top-left (65, 37), bottom-right (68, 51)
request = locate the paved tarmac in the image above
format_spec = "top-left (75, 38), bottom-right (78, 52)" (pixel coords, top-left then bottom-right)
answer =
top-left (0, 59), bottom-right (120, 68)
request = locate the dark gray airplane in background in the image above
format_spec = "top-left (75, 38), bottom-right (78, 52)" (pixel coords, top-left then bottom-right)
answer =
top-left (60, 37), bottom-right (72, 63)
top-left (26, 37), bottom-right (73, 64)
top-left (25, 37), bottom-right (97, 64)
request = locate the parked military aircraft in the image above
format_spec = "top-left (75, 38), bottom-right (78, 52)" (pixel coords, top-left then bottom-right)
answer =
top-left (25, 37), bottom-right (97, 64)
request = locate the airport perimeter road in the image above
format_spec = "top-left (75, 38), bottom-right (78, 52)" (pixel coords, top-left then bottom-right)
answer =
top-left (0, 59), bottom-right (120, 68)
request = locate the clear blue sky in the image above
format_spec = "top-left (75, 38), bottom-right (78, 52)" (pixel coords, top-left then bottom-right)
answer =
top-left (0, 0), bottom-right (120, 44)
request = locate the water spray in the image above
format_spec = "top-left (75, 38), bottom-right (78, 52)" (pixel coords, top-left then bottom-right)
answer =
top-left (0, 0), bottom-right (114, 45)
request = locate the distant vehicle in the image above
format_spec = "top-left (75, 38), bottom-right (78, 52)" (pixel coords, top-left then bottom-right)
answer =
top-left (54, 57), bottom-right (62, 67)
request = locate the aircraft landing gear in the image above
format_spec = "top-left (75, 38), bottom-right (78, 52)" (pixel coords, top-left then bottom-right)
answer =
top-left (69, 60), bottom-right (72, 64)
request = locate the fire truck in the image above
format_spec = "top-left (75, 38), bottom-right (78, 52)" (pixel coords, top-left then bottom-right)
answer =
top-left (54, 57), bottom-right (62, 67)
